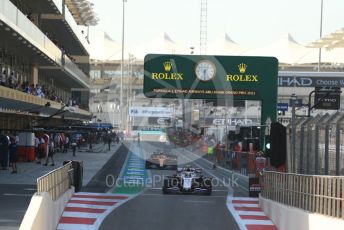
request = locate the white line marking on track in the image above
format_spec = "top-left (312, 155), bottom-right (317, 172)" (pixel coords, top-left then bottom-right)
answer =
top-left (226, 196), bottom-right (247, 230)
top-left (231, 197), bottom-right (258, 201)
top-left (70, 198), bottom-right (120, 202)
top-left (66, 203), bottom-right (115, 210)
top-left (233, 204), bottom-right (259, 208)
top-left (57, 223), bottom-right (96, 230)
top-left (76, 192), bottom-right (121, 196)
top-left (61, 212), bottom-right (101, 219)
top-left (126, 172), bottom-right (144, 175)
top-left (237, 211), bottom-right (265, 216)
top-left (127, 168), bottom-right (144, 171)
top-left (241, 219), bottom-right (274, 225)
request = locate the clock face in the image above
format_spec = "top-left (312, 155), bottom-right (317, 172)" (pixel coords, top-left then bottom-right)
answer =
top-left (195, 60), bottom-right (216, 81)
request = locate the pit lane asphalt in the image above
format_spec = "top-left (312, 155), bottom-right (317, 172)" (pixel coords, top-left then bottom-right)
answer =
top-left (100, 142), bottom-right (244, 230)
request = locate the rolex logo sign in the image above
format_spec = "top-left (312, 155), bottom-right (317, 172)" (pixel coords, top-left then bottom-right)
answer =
top-left (163, 61), bottom-right (172, 72)
top-left (226, 63), bottom-right (258, 82)
top-left (238, 63), bottom-right (247, 74)
top-left (151, 61), bottom-right (183, 80)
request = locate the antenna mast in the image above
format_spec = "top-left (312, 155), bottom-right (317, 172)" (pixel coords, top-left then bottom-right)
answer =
top-left (200, 0), bottom-right (208, 55)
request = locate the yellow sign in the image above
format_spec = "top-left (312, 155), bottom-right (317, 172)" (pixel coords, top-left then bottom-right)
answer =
top-left (226, 63), bottom-right (258, 82)
top-left (152, 73), bottom-right (183, 80)
top-left (151, 62), bottom-right (184, 80)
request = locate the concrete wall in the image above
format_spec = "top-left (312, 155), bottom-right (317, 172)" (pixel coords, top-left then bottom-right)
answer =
top-left (19, 188), bottom-right (74, 230)
top-left (259, 195), bottom-right (344, 230)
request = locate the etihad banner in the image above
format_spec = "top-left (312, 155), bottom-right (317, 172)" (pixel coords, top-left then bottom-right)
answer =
top-left (129, 106), bottom-right (173, 117)
top-left (204, 118), bottom-right (260, 126)
top-left (278, 76), bottom-right (344, 87)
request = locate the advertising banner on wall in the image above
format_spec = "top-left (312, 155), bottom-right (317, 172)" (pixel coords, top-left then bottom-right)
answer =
top-left (278, 76), bottom-right (344, 87)
top-left (204, 118), bottom-right (260, 126)
top-left (129, 106), bottom-right (173, 117)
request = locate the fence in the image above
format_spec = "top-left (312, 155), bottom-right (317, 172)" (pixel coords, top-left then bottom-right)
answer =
top-left (287, 112), bottom-right (344, 176)
top-left (287, 112), bottom-right (344, 175)
top-left (37, 162), bottom-right (73, 201)
top-left (261, 171), bottom-right (344, 219)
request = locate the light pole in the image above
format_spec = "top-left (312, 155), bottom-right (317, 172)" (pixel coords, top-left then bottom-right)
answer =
top-left (120, 0), bottom-right (127, 130)
top-left (97, 104), bottom-right (102, 123)
top-left (127, 53), bottom-right (135, 132)
top-left (290, 94), bottom-right (297, 173)
top-left (318, 0), bottom-right (323, 72)
top-left (111, 103), bottom-right (119, 128)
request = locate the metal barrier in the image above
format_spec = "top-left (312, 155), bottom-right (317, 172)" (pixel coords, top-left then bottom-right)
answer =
top-left (37, 162), bottom-right (73, 201)
top-left (64, 54), bottom-right (90, 88)
top-left (288, 112), bottom-right (344, 175)
top-left (261, 171), bottom-right (344, 219)
top-left (0, 86), bottom-right (91, 116)
top-left (0, 85), bottom-right (61, 108)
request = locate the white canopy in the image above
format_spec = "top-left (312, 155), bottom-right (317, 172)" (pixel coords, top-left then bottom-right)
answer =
top-left (90, 31), bottom-right (344, 65)
top-left (90, 31), bottom-right (121, 61)
top-left (207, 33), bottom-right (247, 55)
top-left (243, 33), bottom-right (310, 64)
top-left (107, 33), bottom-right (188, 61)
top-left (297, 48), bottom-right (344, 64)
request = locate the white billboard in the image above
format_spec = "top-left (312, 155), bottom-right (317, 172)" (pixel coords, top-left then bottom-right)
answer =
top-left (129, 107), bottom-right (173, 117)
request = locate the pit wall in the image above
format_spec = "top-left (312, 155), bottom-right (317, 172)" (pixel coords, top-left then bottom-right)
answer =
top-left (19, 188), bottom-right (74, 230)
top-left (259, 195), bottom-right (344, 230)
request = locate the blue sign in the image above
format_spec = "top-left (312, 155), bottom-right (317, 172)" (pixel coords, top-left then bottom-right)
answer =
top-left (277, 103), bottom-right (289, 111)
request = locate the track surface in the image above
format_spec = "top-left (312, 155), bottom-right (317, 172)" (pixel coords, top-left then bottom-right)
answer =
top-left (100, 141), bottom-right (246, 230)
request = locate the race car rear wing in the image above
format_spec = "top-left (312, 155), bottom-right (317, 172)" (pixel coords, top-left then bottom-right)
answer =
top-left (177, 167), bottom-right (202, 173)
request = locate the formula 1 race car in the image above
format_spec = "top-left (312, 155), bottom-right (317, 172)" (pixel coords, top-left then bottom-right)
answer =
top-left (145, 150), bottom-right (178, 170)
top-left (162, 167), bottom-right (212, 195)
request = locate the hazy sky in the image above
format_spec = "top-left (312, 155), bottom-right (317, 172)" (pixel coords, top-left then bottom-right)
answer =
top-left (90, 0), bottom-right (344, 48)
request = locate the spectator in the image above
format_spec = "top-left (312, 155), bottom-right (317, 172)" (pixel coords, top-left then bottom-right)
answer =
top-left (14, 133), bottom-right (19, 144)
top-left (107, 134), bottom-right (112, 151)
top-left (44, 138), bottom-right (55, 166)
top-left (8, 72), bottom-right (15, 88)
top-left (36, 137), bottom-right (45, 164)
top-left (0, 131), bottom-right (9, 170)
top-left (34, 136), bottom-right (40, 163)
top-left (137, 132), bottom-right (140, 144)
top-left (216, 141), bottom-right (222, 165)
top-left (9, 137), bottom-right (18, 174)
top-left (71, 139), bottom-right (77, 157)
top-left (63, 136), bottom-right (69, 153)
top-left (1, 70), bottom-right (6, 86)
